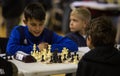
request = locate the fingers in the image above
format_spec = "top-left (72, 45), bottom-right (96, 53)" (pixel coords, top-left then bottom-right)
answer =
top-left (38, 42), bottom-right (49, 51)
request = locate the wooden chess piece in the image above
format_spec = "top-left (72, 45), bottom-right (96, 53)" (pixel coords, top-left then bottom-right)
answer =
top-left (58, 55), bottom-right (62, 63)
top-left (41, 55), bottom-right (45, 62)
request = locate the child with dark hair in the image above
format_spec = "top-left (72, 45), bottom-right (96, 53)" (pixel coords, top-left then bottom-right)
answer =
top-left (6, 2), bottom-right (78, 55)
top-left (76, 16), bottom-right (120, 76)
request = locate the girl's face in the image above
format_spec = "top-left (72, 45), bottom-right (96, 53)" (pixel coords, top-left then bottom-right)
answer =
top-left (69, 14), bottom-right (86, 35)
top-left (23, 18), bottom-right (45, 37)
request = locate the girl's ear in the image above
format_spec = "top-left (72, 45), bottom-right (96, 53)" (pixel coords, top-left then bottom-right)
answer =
top-left (23, 20), bottom-right (27, 25)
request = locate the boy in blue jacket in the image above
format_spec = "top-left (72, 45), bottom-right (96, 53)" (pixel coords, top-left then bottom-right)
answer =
top-left (6, 2), bottom-right (78, 55)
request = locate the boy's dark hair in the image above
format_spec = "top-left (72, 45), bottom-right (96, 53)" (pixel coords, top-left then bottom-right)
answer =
top-left (24, 2), bottom-right (45, 21)
top-left (87, 16), bottom-right (117, 47)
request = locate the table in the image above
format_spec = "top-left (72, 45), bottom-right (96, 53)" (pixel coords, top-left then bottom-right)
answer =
top-left (0, 48), bottom-right (86, 76)
top-left (10, 59), bottom-right (78, 76)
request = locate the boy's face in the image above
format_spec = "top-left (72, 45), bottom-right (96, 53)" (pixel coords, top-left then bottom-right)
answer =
top-left (70, 14), bottom-right (86, 34)
top-left (23, 18), bottom-right (45, 37)
top-left (87, 35), bottom-right (94, 49)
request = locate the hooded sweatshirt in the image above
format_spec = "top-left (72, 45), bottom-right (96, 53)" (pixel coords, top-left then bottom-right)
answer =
top-left (76, 46), bottom-right (120, 76)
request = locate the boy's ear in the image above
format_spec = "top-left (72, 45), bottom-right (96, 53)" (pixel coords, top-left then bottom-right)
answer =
top-left (87, 35), bottom-right (94, 49)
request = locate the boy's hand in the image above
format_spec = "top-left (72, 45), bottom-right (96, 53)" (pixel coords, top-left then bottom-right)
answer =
top-left (37, 42), bottom-right (49, 51)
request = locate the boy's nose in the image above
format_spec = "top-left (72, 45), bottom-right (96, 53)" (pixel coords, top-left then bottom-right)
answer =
top-left (36, 26), bottom-right (40, 30)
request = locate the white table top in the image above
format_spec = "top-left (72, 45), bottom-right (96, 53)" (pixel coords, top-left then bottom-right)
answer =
top-left (0, 47), bottom-right (87, 76)
top-left (9, 59), bottom-right (78, 76)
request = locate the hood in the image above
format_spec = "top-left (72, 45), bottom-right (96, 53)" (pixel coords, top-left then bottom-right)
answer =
top-left (83, 46), bottom-right (120, 65)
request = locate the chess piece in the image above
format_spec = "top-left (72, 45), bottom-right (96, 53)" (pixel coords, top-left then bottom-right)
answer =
top-left (71, 55), bottom-right (74, 62)
top-left (73, 55), bottom-right (79, 64)
top-left (9, 56), bottom-right (12, 60)
top-left (47, 45), bottom-right (52, 60)
top-left (33, 44), bottom-right (36, 52)
top-left (58, 55), bottom-right (62, 63)
top-left (67, 51), bottom-right (71, 58)
top-left (74, 52), bottom-right (77, 56)
top-left (31, 44), bottom-right (37, 58)
top-left (63, 54), bottom-right (67, 61)
top-left (53, 49), bottom-right (58, 63)
top-left (50, 56), bottom-right (53, 63)
top-left (77, 54), bottom-right (79, 61)
top-left (41, 55), bottom-right (45, 62)
top-left (5, 54), bottom-right (8, 60)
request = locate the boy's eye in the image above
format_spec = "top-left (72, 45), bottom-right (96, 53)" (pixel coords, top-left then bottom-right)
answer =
top-left (39, 23), bottom-right (44, 26)
top-left (30, 23), bottom-right (36, 26)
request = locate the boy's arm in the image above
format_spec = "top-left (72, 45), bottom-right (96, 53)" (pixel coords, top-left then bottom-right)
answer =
top-left (51, 32), bottom-right (78, 52)
top-left (6, 26), bottom-right (32, 55)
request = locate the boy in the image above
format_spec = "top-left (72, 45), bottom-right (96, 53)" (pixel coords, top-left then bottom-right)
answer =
top-left (6, 2), bottom-right (78, 55)
top-left (66, 7), bottom-right (91, 47)
top-left (76, 16), bottom-right (120, 76)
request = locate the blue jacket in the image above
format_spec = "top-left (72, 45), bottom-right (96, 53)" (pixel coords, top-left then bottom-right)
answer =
top-left (6, 26), bottom-right (78, 55)
top-left (66, 32), bottom-right (87, 47)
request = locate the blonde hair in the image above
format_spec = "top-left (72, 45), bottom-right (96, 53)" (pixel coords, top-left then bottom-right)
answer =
top-left (71, 7), bottom-right (91, 23)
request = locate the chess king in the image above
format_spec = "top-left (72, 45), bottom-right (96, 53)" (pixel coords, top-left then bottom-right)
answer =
top-left (6, 2), bottom-right (78, 56)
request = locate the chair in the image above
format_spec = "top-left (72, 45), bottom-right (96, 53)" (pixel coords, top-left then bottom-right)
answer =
top-left (0, 37), bottom-right (9, 53)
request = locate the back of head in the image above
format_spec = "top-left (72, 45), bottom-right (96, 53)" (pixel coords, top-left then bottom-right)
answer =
top-left (87, 16), bottom-right (117, 47)
top-left (24, 2), bottom-right (46, 21)
top-left (71, 7), bottom-right (91, 23)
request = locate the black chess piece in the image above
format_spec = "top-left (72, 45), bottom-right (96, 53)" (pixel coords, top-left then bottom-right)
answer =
top-left (58, 55), bottom-right (62, 63)
top-left (74, 52), bottom-right (77, 56)
top-left (63, 54), bottom-right (67, 61)
top-left (53, 49), bottom-right (58, 63)
top-left (53, 55), bottom-right (58, 63)
top-left (50, 56), bottom-right (53, 63)
top-left (9, 56), bottom-right (13, 60)
top-left (77, 54), bottom-right (79, 60)
top-left (71, 55), bottom-right (74, 62)
top-left (67, 51), bottom-right (71, 58)
top-left (5, 54), bottom-right (8, 60)
top-left (41, 55), bottom-right (45, 62)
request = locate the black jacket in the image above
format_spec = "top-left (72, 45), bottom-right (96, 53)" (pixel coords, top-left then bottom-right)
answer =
top-left (66, 32), bottom-right (86, 47)
top-left (76, 46), bottom-right (120, 76)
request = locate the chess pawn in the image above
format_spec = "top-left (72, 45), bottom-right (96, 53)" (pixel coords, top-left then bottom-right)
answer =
top-left (73, 55), bottom-right (79, 64)
top-left (63, 54), bottom-right (67, 62)
top-left (77, 54), bottom-right (79, 61)
top-left (52, 49), bottom-right (58, 63)
top-left (70, 55), bottom-right (74, 62)
top-left (67, 51), bottom-right (71, 59)
top-left (47, 45), bottom-right (52, 59)
top-left (58, 55), bottom-right (62, 63)
top-left (41, 55), bottom-right (45, 62)
top-left (48, 45), bottom-right (51, 51)
top-left (50, 56), bottom-right (53, 63)
top-left (42, 49), bottom-right (47, 60)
